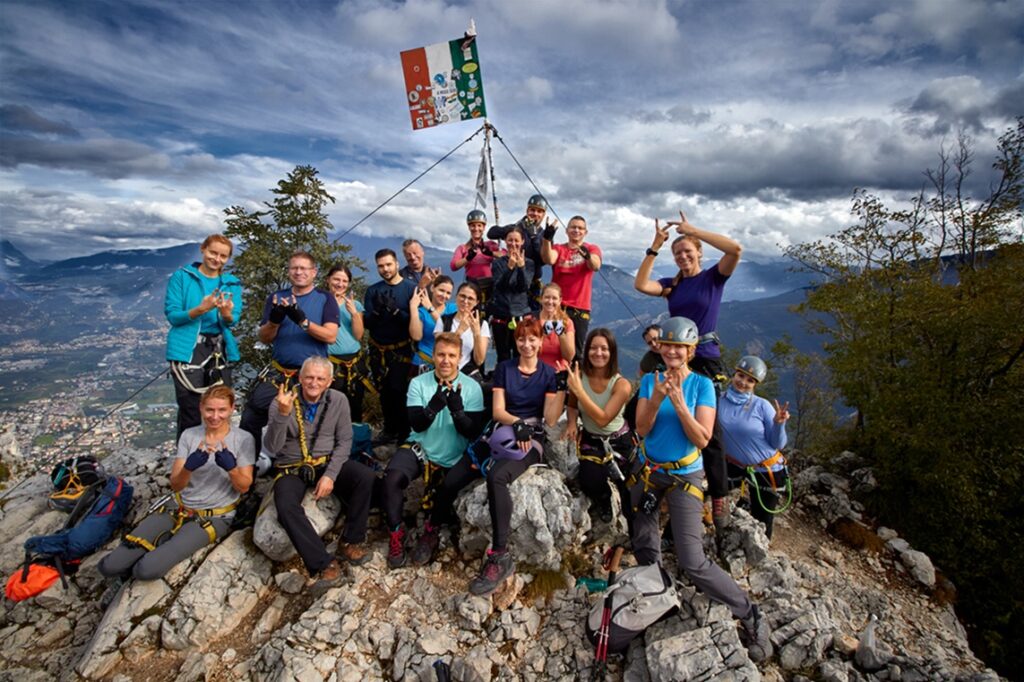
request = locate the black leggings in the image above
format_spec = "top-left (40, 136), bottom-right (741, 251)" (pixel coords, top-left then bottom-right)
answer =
top-left (368, 344), bottom-right (412, 439)
top-left (727, 462), bottom-right (789, 539)
top-left (487, 450), bottom-right (540, 551)
top-left (382, 448), bottom-right (481, 529)
top-left (689, 355), bottom-right (728, 498)
top-left (330, 352), bottom-right (368, 424)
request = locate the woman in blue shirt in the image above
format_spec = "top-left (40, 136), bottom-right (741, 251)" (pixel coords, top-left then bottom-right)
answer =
top-left (164, 234), bottom-right (243, 441)
top-left (326, 264), bottom-right (367, 423)
top-left (718, 355), bottom-right (790, 539)
top-left (409, 275), bottom-right (455, 372)
top-left (631, 317), bottom-right (772, 663)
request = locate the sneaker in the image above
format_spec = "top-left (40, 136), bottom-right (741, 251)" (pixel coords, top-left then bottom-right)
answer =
top-left (411, 525), bottom-right (440, 565)
top-left (468, 549), bottom-right (515, 596)
top-left (387, 527), bottom-right (407, 569)
top-left (712, 496), bottom-right (731, 532)
top-left (740, 604), bottom-right (774, 664)
top-left (338, 541), bottom-right (371, 566)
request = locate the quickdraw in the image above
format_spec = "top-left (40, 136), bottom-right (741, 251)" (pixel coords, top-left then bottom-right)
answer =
top-left (730, 452), bottom-right (793, 515)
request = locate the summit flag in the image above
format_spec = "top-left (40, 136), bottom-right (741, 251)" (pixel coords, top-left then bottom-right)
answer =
top-left (400, 35), bottom-right (486, 131)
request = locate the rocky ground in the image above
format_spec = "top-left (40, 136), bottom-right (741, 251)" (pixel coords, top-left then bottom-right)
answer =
top-left (0, 440), bottom-right (1004, 681)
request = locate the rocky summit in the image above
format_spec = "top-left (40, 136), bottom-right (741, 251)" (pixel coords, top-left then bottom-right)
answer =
top-left (0, 444), bottom-right (1004, 681)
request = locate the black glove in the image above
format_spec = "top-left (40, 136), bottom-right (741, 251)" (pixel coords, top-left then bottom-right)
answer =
top-left (578, 244), bottom-right (591, 259)
top-left (553, 320), bottom-right (566, 336)
top-left (512, 419), bottom-right (532, 444)
top-left (445, 384), bottom-right (464, 414)
top-left (555, 370), bottom-right (569, 392)
top-left (285, 305), bottom-right (307, 325)
top-left (426, 385), bottom-right (448, 417)
top-left (466, 245), bottom-right (479, 260)
top-left (542, 223), bottom-right (558, 241)
top-left (269, 303), bottom-right (288, 325)
top-left (184, 448), bottom-right (209, 471)
top-left (214, 448), bottom-right (237, 471)
top-left (479, 243), bottom-right (493, 257)
top-left (543, 320), bottom-right (555, 336)
top-left (382, 293), bottom-right (399, 316)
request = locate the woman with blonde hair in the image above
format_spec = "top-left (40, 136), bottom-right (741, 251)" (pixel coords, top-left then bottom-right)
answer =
top-left (165, 234), bottom-right (243, 441)
top-left (537, 282), bottom-right (576, 374)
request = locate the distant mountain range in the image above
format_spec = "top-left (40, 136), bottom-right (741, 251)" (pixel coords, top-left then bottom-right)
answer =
top-left (0, 237), bottom-right (824, 381)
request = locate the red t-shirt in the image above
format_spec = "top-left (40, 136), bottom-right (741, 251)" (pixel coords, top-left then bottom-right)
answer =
top-left (539, 317), bottom-right (575, 370)
top-left (552, 242), bottom-right (601, 310)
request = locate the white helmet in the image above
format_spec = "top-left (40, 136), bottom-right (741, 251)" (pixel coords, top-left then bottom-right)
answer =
top-left (736, 355), bottom-right (768, 383)
top-left (659, 317), bottom-right (699, 346)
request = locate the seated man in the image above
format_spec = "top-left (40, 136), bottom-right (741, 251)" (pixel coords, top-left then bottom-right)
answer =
top-left (381, 332), bottom-right (487, 568)
top-left (264, 356), bottom-right (376, 584)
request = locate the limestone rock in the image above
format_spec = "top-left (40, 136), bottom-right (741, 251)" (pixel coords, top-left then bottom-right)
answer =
top-left (161, 531), bottom-right (272, 651)
top-left (719, 507), bottom-right (771, 576)
top-left (455, 466), bottom-right (590, 569)
top-left (898, 550), bottom-right (936, 589)
top-left (252, 486), bottom-right (342, 562)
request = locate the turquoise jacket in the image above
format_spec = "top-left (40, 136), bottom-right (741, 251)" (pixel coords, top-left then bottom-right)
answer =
top-left (164, 263), bottom-right (243, 362)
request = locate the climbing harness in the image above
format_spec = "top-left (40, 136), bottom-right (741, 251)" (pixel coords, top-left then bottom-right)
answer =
top-left (124, 490), bottom-right (238, 551)
top-left (329, 353), bottom-right (377, 395)
top-left (169, 334), bottom-right (228, 394)
top-left (626, 446), bottom-right (705, 515)
top-left (729, 452), bottom-right (793, 515)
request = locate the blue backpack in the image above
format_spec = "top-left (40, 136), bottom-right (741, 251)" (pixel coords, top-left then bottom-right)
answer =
top-left (12, 475), bottom-right (134, 597)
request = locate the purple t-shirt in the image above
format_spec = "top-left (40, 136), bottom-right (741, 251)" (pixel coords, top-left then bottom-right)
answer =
top-left (657, 262), bottom-right (729, 359)
top-left (492, 359), bottom-right (557, 419)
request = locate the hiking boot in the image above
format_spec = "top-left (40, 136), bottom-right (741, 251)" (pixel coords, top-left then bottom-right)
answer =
top-left (411, 525), bottom-right (440, 565)
top-left (338, 541), bottom-right (370, 566)
top-left (309, 559), bottom-right (344, 596)
top-left (712, 496), bottom-right (731, 533)
top-left (740, 604), bottom-right (773, 664)
top-left (469, 549), bottom-right (515, 596)
top-left (387, 527), bottom-right (407, 569)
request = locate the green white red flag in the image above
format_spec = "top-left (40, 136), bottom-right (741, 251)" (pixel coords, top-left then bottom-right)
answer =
top-left (400, 35), bottom-right (487, 131)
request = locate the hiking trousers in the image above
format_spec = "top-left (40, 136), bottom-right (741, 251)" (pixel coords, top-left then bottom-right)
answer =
top-left (273, 459), bottom-right (376, 574)
top-left (99, 509), bottom-right (232, 581)
top-left (487, 450), bottom-right (540, 551)
top-left (628, 469), bottom-right (753, 621)
top-left (382, 448), bottom-right (480, 529)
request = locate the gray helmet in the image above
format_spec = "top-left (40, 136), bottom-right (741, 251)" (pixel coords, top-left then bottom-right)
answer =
top-left (467, 209), bottom-right (487, 224)
top-left (527, 194), bottom-right (547, 210)
top-left (736, 355), bottom-right (767, 383)
top-left (659, 317), bottom-right (699, 346)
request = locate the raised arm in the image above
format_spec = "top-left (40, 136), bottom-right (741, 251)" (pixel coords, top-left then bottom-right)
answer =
top-left (634, 219), bottom-right (671, 296)
top-left (669, 211), bottom-right (742, 276)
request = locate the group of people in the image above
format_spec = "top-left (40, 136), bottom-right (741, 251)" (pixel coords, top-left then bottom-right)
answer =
top-left (98, 196), bottom-right (793, 663)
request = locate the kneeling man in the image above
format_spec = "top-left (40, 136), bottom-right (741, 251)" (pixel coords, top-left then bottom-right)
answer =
top-left (382, 332), bottom-right (487, 568)
top-left (264, 356), bottom-right (375, 583)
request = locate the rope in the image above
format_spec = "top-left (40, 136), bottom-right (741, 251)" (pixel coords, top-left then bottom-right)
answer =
top-left (332, 124), bottom-right (488, 244)
top-left (490, 129), bottom-right (645, 327)
top-left (0, 366), bottom-right (169, 502)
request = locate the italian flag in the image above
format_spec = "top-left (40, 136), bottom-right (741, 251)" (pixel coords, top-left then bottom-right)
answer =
top-left (400, 36), bottom-right (487, 130)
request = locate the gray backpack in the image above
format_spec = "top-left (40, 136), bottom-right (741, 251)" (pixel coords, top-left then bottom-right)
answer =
top-left (585, 563), bottom-right (680, 654)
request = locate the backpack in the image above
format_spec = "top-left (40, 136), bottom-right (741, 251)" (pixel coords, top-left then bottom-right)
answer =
top-left (8, 475), bottom-right (133, 601)
top-left (585, 563), bottom-right (680, 654)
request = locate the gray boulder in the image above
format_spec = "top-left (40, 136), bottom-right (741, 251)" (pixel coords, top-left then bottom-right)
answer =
top-left (455, 466), bottom-right (590, 569)
top-left (252, 485), bottom-right (341, 562)
top-left (899, 549), bottom-right (936, 590)
top-left (718, 507), bottom-right (771, 576)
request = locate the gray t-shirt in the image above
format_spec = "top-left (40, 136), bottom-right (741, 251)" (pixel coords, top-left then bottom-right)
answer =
top-left (174, 425), bottom-right (255, 512)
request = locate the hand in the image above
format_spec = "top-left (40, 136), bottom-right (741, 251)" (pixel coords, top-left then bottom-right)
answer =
top-left (469, 310), bottom-right (482, 334)
top-left (427, 384), bottom-right (448, 416)
top-left (343, 294), bottom-right (358, 315)
top-left (285, 304), bottom-right (307, 326)
top-left (578, 244), bottom-right (591, 259)
top-left (565, 364), bottom-right (584, 396)
top-left (542, 220), bottom-right (558, 242)
top-left (214, 448), bottom-right (237, 471)
top-left (543, 320), bottom-right (555, 336)
top-left (466, 244), bottom-right (479, 260)
top-left (773, 400), bottom-right (791, 424)
top-left (198, 290), bottom-right (220, 315)
top-left (479, 243), bottom-right (494, 257)
top-left (562, 420), bottom-right (577, 443)
top-left (410, 288), bottom-right (423, 311)
top-left (381, 292), bottom-right (399, 316)
top-left (652, 218), bottom-right (671, 250)
top-left (418, 268), bottom-right (440, 290)
top-left (184, 448), bottom-right (209, 472)
top-left (652, 370), bottom-right (673, 400)
top-left (512, 420), bottom-right (533, 452)
top-left (314, 476), bottom-right (334, 500)
top-left (668, 210), bottom-right (697, 237)
top-left (445, 384), bottom-right (464, 413)
top-left (268, 295), bottom-right (290, 324)
top-left (553, 320), bottom-right (566, 336)
top-left (275, 381), bottom-right (296, 416)
top-left (216, 291), bottom-right (234, 319)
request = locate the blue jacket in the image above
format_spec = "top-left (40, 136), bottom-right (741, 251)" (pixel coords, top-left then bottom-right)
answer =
top-left (164, 263), bottom-right (243, 362)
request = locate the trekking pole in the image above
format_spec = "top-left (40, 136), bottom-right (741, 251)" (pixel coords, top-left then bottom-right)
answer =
top-left (592, 545), bottom-right (625, 680)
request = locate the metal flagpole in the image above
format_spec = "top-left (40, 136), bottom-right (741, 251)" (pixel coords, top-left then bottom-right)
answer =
top-left (484, 121), bottom-right (500, 224)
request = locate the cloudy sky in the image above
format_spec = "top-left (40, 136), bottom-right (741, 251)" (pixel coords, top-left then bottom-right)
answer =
top-left (1, 0), bottom-right (1021, 266)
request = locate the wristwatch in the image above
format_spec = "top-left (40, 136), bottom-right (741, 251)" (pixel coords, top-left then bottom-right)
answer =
top-left (646, 248), bottom-right (659, 257)
top-left (300, 319), bottom-right (311, 331)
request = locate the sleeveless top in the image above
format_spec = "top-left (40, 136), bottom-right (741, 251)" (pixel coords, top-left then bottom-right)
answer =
top-left (580, 373), bottom-right (625, 436)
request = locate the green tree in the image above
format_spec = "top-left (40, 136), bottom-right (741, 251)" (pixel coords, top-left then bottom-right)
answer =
top-left (223, 165), bottom-right (363, 374)
top-left (786, 119), bottom-right (1024, 675)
